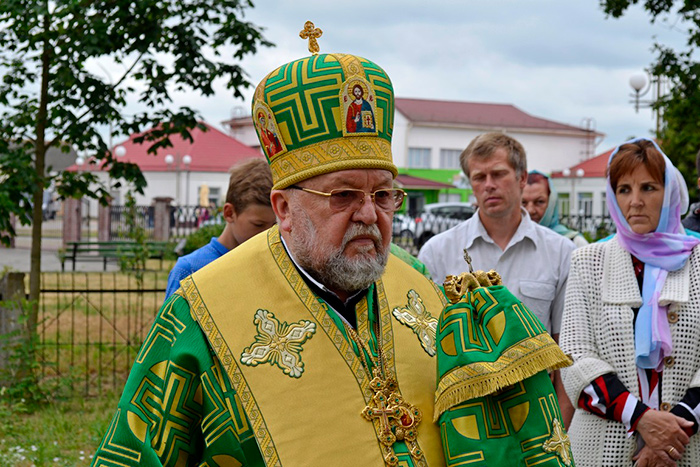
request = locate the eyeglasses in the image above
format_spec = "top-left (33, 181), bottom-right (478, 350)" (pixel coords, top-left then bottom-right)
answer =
top-left (288, 185), bottom-right (406, 213)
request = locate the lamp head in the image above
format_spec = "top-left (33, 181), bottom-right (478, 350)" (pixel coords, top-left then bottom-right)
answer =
top-left (629, 74), bottom-right (647, 92)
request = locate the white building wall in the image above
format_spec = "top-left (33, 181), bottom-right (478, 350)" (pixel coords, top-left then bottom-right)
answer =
top-left (394, 116), bottom-right (596, 175)
top-left (551, 176), bottom-right (608, 218)
top-left (228, 124), bottom-right (261, 148)
top-left (93, 171), bottom-right (232, 209)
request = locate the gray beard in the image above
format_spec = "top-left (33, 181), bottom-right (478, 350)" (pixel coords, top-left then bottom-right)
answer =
top-left (290, 208), bottom-right (389, 294)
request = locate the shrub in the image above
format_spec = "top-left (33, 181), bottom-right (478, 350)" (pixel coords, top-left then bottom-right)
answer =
top-left (183, 223), bottom-right (225, 255)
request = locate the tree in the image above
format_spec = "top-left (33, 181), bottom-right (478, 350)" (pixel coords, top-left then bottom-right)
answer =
top-left (601, 0), bottom-right (700, 201)
top-left (0, 0), bottom-right (271, 347)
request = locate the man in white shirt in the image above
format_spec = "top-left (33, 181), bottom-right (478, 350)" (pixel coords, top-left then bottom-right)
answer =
top-left (418, 132), bottom-right (575, 426)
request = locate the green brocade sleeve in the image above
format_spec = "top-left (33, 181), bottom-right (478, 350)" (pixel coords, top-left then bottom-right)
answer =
top-left (91, 292), bottom-right (263, 467)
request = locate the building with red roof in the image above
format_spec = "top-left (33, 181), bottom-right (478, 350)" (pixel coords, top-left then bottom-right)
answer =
top-left (550, 148), bottom-right (612, 219)
top-left (223, 97), bottom-right (604, 213)
top-left (72, 121), bottom-right (265, 207)
top-left (392, 97), bottom-right (602, 174)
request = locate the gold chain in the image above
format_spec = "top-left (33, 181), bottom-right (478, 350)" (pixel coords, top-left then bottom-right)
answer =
top-left (344, 305), bottom-right (426, 467)
top-left (343, 317), bottom-right (385, 379)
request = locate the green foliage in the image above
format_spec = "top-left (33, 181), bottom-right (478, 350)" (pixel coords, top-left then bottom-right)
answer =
top-left (600, 0), bottom-right (700, 201)
top-left (118, 190), bottom-right (149, 279)
top-left (0, 0), bottom-right (272, 313)
top-left (183, 223), bottom-right (225, 255)
top-left (0, 298), bottom-right (49, 407)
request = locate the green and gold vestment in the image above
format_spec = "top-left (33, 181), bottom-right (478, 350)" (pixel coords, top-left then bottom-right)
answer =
top-left (435, 273), bottom-right (576, 466)
top-left (92, 227), bottom-right (446, 466)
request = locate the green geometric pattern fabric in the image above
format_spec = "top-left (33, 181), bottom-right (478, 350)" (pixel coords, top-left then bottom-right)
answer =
top-left (435, 285), bottom-right (575, 466)
top-left (252, 53), bottom-right (397, 189)
top-left (257, 53), bottom-right (393, 148)
top-left (91, 294), bottom-right (263, 467)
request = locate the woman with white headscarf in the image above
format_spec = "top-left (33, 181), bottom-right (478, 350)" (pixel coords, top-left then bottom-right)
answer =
top-left (560, 138), bottom-right (700, 466)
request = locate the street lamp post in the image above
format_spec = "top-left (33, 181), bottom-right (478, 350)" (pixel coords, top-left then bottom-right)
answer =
top-left (561, 168), bottom-right (585, 228)
top-left (629, 72), bottom-right (664, 137)
top-left (182, 155), bottom-right (192, 207)
top-left (164, 154), bottom-right (192, 207)
top-left (112, 145), bottom-right (126, 203)
top-left (75, 156), bottom-right (89, 239)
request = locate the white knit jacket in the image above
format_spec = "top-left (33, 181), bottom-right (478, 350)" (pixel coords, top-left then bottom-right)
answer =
top-left (560, 237), bottom-right (700, 467)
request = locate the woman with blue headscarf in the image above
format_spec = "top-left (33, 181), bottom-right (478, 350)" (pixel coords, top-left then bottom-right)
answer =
top-left (522, 170), bottom-right (588, 247)
top-left (560, 139), bottom-right (700, 466)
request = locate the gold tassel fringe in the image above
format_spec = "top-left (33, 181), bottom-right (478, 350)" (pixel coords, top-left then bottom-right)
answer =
top-left (434, 344), bottom-right (572, 421)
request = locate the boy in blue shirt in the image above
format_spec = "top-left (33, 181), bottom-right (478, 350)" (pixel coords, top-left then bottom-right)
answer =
top-left (165, 158), bottom-right (275, 298)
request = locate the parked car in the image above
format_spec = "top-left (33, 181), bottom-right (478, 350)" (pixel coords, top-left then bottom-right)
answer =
top-left (413, 202), bottom-right (475, 249)
top-left (392, 213), bottom-right (416, 250)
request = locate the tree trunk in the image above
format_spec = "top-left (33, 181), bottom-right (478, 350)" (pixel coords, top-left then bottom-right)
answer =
top-left (28, 13), bottom-right (52, 345)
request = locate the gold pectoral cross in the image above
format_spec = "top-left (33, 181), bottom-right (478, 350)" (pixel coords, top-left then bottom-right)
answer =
top-left (361, 369), bottom-right (425, 466)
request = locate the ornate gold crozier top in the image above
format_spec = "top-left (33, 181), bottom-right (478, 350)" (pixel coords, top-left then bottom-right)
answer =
top-left (299, 21), bottom-right (323, 55)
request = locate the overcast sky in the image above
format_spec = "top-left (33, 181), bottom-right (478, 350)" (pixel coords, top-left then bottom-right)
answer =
top-left (159, 0), bottom-right (689, 155)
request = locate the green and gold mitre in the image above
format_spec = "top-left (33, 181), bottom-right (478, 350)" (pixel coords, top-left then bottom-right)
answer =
top-left (252, 21), bottom-right (397, 190)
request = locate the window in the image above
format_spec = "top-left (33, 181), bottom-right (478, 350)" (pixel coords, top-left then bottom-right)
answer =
top-left (208, 187), bottom-right (221, 205)
top-left (558, 193), bottom-right (570, 218)
top-left (198, 186), bottom-right (222, 206)
top-left (601, 192), bottom-right (608, 217)
top-left (578, 192), bottom-right (593, 217)
top-left (439, 149), bottom-right (461, 169)
top-left (408, 147), bottom-right (431, 169)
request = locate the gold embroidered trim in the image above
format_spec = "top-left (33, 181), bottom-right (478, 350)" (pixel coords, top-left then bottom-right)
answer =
top-left (183, 275), bottom-right (281, 467)
top-left (270, 137), bottom-right (395, 190)
top-left (434, 333), bottom-right (572, 420)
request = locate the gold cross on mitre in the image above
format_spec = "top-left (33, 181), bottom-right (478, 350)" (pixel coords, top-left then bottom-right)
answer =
top-left (299, 20), bottom-right (323, 55)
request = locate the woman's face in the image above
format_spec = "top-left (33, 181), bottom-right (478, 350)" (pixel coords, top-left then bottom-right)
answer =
top-left (615, 163), bottom-right (665, 234)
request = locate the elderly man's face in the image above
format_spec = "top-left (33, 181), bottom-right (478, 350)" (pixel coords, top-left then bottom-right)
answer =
top-left (279, 169), bottom-right (394, 298)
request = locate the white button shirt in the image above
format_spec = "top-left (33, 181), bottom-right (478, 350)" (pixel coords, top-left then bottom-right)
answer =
top-left (418, 208), bottom-right (575, 335)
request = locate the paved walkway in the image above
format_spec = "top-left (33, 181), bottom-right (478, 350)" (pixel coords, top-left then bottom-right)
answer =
top-left (0, 237), bottom-right (119, 273)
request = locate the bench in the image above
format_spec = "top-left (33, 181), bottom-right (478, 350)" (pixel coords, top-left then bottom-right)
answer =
top-left (60, 241), bottom-right (173, 272)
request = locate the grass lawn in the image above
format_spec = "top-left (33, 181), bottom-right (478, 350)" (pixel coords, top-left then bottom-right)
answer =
top-left (0, 390), bottom-right (120, 466)
top-left (0, 264), bottom-right (174, 466)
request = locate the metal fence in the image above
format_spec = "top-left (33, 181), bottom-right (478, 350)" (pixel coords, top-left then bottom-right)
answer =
top-left (108, 204), bottom-right (218, 240)
top-left (37, 271), bottom-right (165, 397)
top-left (109, 204), bottom-right (153, 240)
top-left (559, 215), bottom-right (616, 240)
top-left (391, 214), bottom-right (617, 257)
top-left (169, 205), bottom-right (220, 238)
